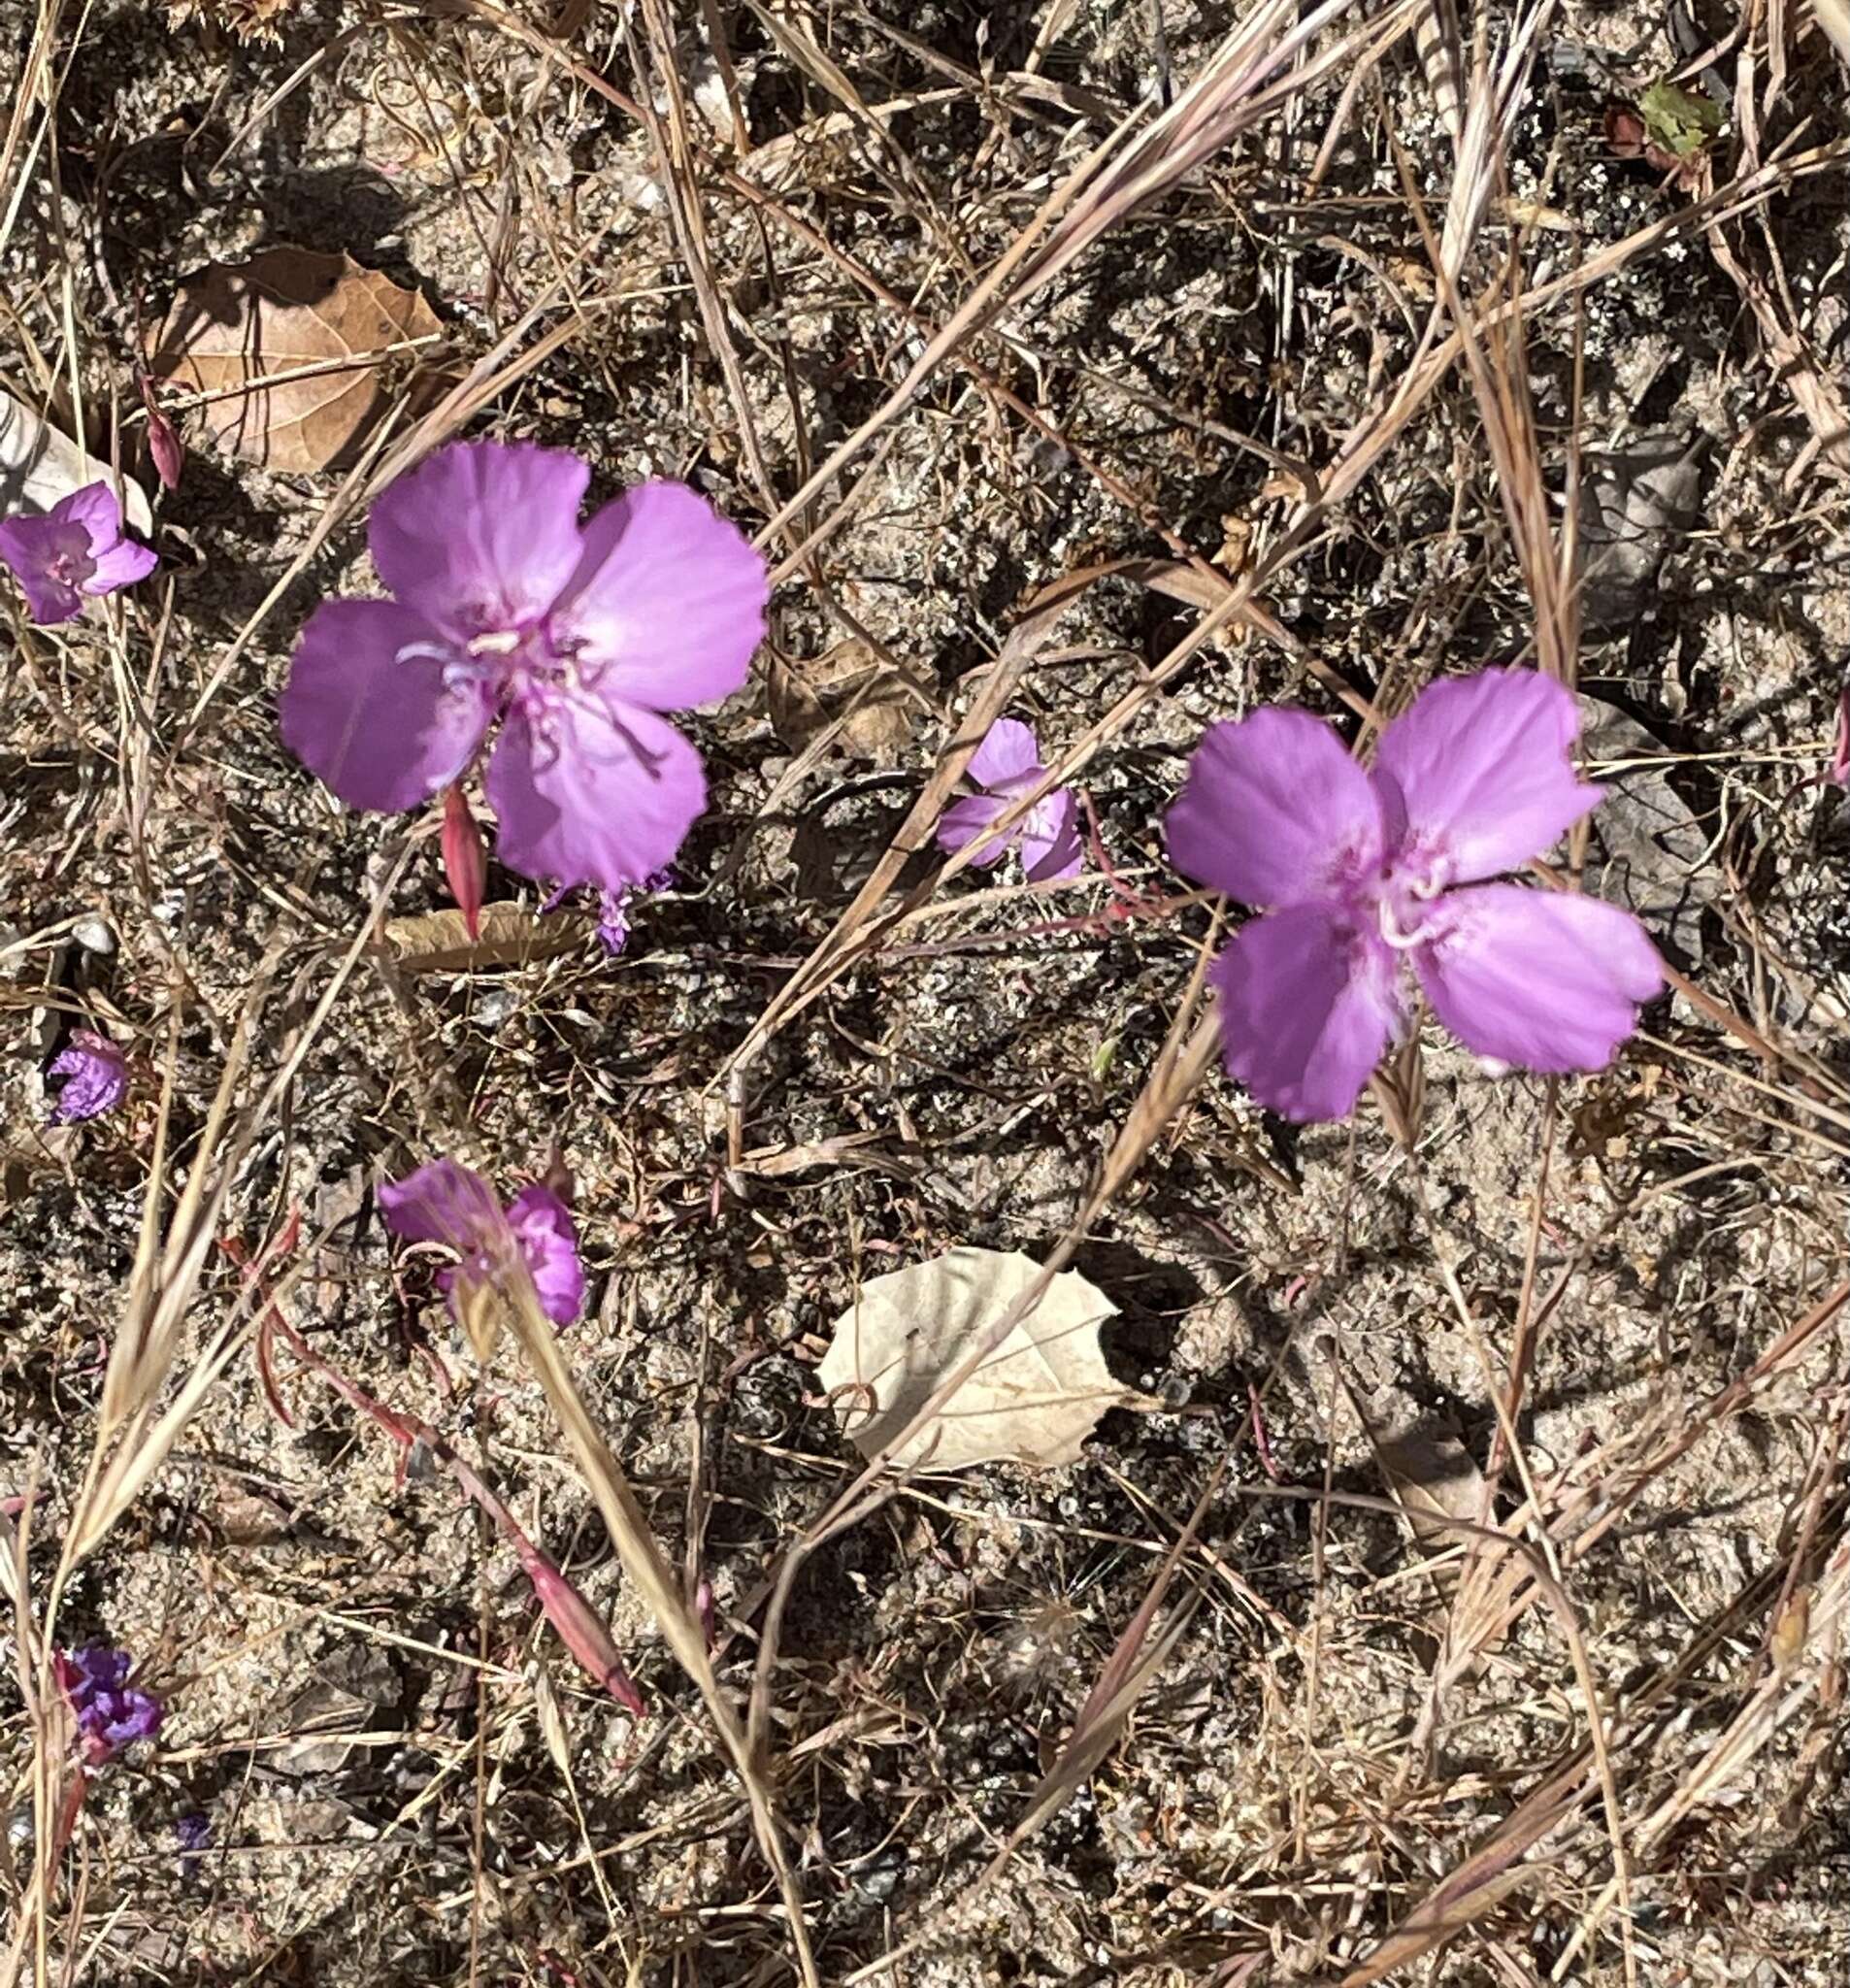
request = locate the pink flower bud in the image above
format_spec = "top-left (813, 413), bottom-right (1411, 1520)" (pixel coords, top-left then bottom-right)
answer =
top-left (140, 375), bottom-right (183, 492)
top-left (517, 1541), bottom-right (645, 1716)
top-left (441, 784), bottom-right (487, 940)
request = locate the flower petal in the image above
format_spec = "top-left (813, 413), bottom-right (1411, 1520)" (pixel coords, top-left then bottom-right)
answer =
top-left (487, 697), bottom-right (707, 894)
top-left (936, 792), bottom-right (1012, 865)
top-left (507, 1184), bottom-right (585, 1325)
top-left (281, 600), bottom-right (491, 812)
top-left (379, 1157), bottom-right (504, 1250)
top-left (1211, 902), bottom-right (1403, 1122)
top-left (1166, 709), bottom-right (1385, 909)
top-left (83, 535), bottom-right (158, 595)
top-left (965, 716), bottom-right (1042, 790)
top-left (1372, 669), bottom-right (1600, 882)
top-left (52, 480), bottom-right (123, 541)
top-left (48, 1030), bottom-right (129, 1124)
top-left (555, 481), bottom-right (767, 709)
top-left (0, 514), bottom-right (85, 623)
top-left (368, 441), bottom-right (590, 634)
top-left (1415, 883), bottom-right (1664, 1073)
top-left (1022, 787), bottom-right (1084, 882)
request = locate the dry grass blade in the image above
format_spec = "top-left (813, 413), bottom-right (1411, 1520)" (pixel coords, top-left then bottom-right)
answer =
top-left (756, 0), bottom-right (1418, 545)
top-left (1414, 0), bottom-right (1464, 149)
top-left (501, 1285), bottom-right (821, 1988)
top-left (1433, 0), bottom-right (1557, 282)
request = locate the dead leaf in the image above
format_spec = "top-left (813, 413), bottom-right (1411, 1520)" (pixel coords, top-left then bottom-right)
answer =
top-left (0, 388), bottom-right (153, 532)
top-left (1576, 698), bottom-right (1707, 967)
top-left (384, 902), bottom-right (590, 973)
top-left (767, 640), bottom-right (918, 761)
top-left (819, 1247), bottom-right (1132, 1471)
top-left (146, 248), bottom-right (445, 474)
top-left (1376, 1428), bottom-right (1488, 1549)
top-left (1577, 429), bottom-right (1704, 632)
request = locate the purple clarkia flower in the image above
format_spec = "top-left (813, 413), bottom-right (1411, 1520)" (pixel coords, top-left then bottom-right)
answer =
top-left (280, 441), bottom-right (768, 896)
top-left (56, 1645), bottom-right (164, 1763)
top-left (0, 482), bottom-right (158, 625)
top-left (380, 1157), bottom-right (585, 1327)
top-left (1166, 669), bottom-right (1665, 1122)
top-left (47, 1029), bottom-right (128, 1124)
top-left (936, 717), bottom-right (1083, 882)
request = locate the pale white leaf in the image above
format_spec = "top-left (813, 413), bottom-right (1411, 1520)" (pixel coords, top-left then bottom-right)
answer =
top-left (819, 1247), bottom-right (1129, 1472)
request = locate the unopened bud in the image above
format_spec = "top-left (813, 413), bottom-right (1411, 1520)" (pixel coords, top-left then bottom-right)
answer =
top-left (139, 373), bottom-right (183, 492)
top-left (441, 784), bottom-right (487, 940)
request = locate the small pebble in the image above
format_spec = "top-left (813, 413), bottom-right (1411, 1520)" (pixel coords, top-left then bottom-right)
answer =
top-left (72, 915), bottom-right (116, 955)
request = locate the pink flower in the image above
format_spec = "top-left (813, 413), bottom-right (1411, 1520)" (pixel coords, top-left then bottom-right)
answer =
top-left (280, 441), bottom-right (767, 895)
top-left (936, 717), bottom-right (1083, 882)
top-left (380, 1157), bottom-right (584, 1327)
top-left (1166, 669), bottom-right (1665, 1122)
top-left (47, 1029), bottom-right (129, 1124)
top-left (0, 481), bottom-right (157, 625)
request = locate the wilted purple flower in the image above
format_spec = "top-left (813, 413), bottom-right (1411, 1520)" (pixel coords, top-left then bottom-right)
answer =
top-left (281, 441), bottom-right (767, 895)
top-left (1166, 669), bottom-right (1665, 1122)
top-left (176, 1810), bottom-right (213, 1853)
top-left (56, 1645), bottom-right (163, 1762)
top-left (937, 718), bottom-right (1083, 883)
top-left (0, 482), bottom-right (158, 625)
top-left (47, 1029), bottom-right (128, 1124)
top-left (380, 1157), bottom-right (584, 1327)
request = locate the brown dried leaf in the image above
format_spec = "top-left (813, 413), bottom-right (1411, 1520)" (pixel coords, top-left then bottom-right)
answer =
top-left (819, 1247), bottom-right (1132, 1471)
top-left (385, 903), bottom-right (590, 973)
top-left (1576, 698), bottom-right (1707, 968)
top-left (767, 639), bottom-right (917, 761)
top-left (1377, 1428), bottom-right (1488, 1549)
top-left (146, 248), bottom-right (444, 474)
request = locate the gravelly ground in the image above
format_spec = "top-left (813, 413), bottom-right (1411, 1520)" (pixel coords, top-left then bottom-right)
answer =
top-left (3, 0), bottom-right (1850, 1982)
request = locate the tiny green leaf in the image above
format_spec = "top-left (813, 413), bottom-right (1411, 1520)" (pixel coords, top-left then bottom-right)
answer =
top-left (1638, 81), bottom-right (1724, 158)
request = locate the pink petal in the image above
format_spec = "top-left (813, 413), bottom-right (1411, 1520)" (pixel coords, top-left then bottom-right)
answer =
top-left (936, 792), bottom-right (1012, 865)
top-left (1414, 883), bottom-right (1664, 1073)
top-left (368, 441), bottom-right (590, 634)
top-left (1022, 788), bottom-right (1083, 882)
top-left (0, 514), bottom-right (84, 623)
top-left (281, 600), bottom-right (492, 812)
top-left (51, 480), bottom-right (124, 544)
top-left (1212, 903), bottom-right (1403, 1122)
top-left (380, 1158), bottom-right (503, 1250)
top-left (83, 537), bottom-right (157, 595)
top-left (487, 697), bottom-right (707, 894)
top-left (1373, 669), bottom-right (1600, 883)
top-left (966, 717), bottom-right (1041, 790)
top-left (554, 481), bottom-right (767, 709)
top-left (1167, 709), bottom-right (1386, 910)
top-left (506, 1184), bottom-right (585, 1325)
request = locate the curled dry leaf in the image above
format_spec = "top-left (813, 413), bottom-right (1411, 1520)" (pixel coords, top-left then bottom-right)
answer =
top-left (819, 1246), bottom-right (1131, 1471)
top-left (0, 388), bottom-right (152, 532)
top-left (767, 639), bottom-right (919, 762)
top-left (1577, 697), bottom-right (1706, 968)
top-left (1576, 428), bottom-right (1703, 633)
top-left (146, 248), bottom-right (445, 474)
top-left (384, 903), bottom-right (591, 973)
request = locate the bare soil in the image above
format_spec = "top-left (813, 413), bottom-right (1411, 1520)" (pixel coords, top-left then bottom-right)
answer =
top-left (4, 0), bottom-right (1850, 1983)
